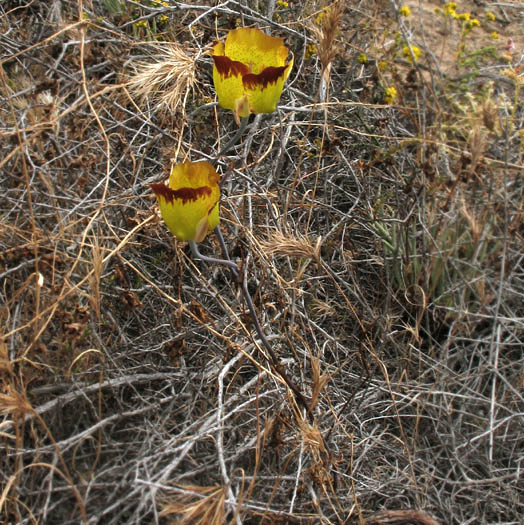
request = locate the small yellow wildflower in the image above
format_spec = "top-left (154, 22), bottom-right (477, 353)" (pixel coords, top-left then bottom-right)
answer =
top-left (384, 87), bottom-right (397, 104)
top-left (159, 15), bottom-right (168, 23)
top-left (357, 53), bottom-right (367, 64)
top-left (465, 18), bottom-right (480, 29)
top-left (399, 6), bottom-right (411, 17)
top-left (457, 13), bottom-right (470, 21)
top-left (378, 61), bottom-right (388, 72)
top-left (443, 2), bottom-right (458, 17)
top-left (134, 20), bottom-right (147, 29)
top-left (276, 0), bottom-right (289, 7)
top-left (490, 31), bottom-right (499, 39)
top-left (305, 43), bottom-right (317, 59)
top-left (403, 44), bottom-right (422, 63)
top-left (315, 10), bottom-right (328, 25)
top-left (485, 12), bottom-right (495, 22)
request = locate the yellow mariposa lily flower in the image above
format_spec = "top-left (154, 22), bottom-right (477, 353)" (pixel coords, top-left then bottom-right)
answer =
top-left (151, 161), bottom-right (220, 242)
top-left (211, 27), bottom-right (293, 121)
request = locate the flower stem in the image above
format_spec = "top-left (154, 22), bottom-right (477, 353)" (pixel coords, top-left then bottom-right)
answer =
top-left (215, 116), bottom-right (250, 158)
top-left (190, 232), bottom-right (311, 413)
top-left (189, 240), bottom-right (238, 274)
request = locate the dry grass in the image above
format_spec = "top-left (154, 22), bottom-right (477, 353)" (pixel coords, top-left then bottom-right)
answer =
top-left (1, 0), bottom-right (523, 524)
top-left (126, 42), bottom-right (197, 117)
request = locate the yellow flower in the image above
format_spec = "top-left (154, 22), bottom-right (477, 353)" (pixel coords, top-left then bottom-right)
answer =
top-left (315, 10), bottom-right (328, 25)
top-left (151, 161), bottom-right (220, 242)
top-left (457, 12), bottom-right (470, 21)
top-left (384, 86), bottom-right (397, 104)
top-left (443, 2), bottom-right (458, 17)
top-left (305, 43), bottom-right (317, 59)
top-left (491, 31), bottom-right (499, 39)
top-left (211, 28), bottom-right (293, 123)
top-left (276, 0), bottom-right (288, 7)
top-left (357, 53), bottom-right (367, 64)
top-left (399, 6), bottom-right (411, 17)
top-left (485, 12), bottom-right (495, 22)
top-left (465, 18), bottom-right (480, 29)
top-left (403, 44), bottom-right (422, 63)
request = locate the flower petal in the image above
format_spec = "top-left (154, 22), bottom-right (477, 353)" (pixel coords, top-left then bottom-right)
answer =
top-left (211, 28), bottom-right (293, 117)
top-left (212, 55), bottom-right (250, 114)
top-left (151, 161), bottom-right (220, 242)
top-left (223, 28), bottom-right (289, 74)
top-left (243, 59), bottom-right (293, 114)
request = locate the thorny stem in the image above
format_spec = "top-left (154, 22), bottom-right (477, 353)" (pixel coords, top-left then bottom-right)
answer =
top-left (190, 237), bottom-right (311, 414)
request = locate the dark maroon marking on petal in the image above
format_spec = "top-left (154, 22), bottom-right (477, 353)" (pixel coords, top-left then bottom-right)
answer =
top-left (212, 55), bottom-right (250, 79)
top-left (151, 184), bottom-right (212, 205)
top-left (242, 65), bottom-right (288, 90)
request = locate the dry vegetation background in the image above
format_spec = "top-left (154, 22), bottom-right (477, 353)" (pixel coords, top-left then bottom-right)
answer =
top-left (1, 0), bottom-right (523, 523)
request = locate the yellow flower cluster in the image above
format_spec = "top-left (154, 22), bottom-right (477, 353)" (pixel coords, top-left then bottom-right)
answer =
top-left (464, 18), bottom-right (480, 30)
top-left (276, 0), bottom-right (289, 7)
top-left (485, 12), bottom-right (495, 22)
top-left (384, 87), bottom-right (397, 104)
top-left (435, 2), bottom-right (481, 31)
top-left (399, 6), bottom-right (411, 17)
top-left (315, 9), bottom-right (328, 25)
top-left (443, 2), bottom-right (458, 17)
top-left (357, 53), bottom-right (367, 64)
top-left (305, 43), bottom-right (317, 59)
top-left (403, 44), bottom-right (422, 63)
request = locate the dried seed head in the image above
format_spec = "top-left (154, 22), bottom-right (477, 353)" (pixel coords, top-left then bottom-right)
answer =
top-left (313, 1), bottom-right (344, 74)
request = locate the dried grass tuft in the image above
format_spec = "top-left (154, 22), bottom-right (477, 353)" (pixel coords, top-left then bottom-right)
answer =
top-left (159, 485), bottom-right (227, 525)
top-left (0, 386), bottom-right (32, 420)
top-left (127, 43), bottom-right (197, 117)
top-left (260, 229), bottom-right (321, 261)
